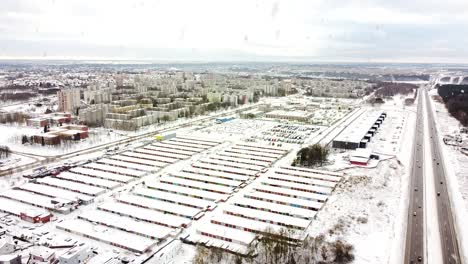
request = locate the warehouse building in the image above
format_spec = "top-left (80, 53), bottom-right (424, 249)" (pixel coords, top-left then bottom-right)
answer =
top-left (332, 111), bottom-right (386, 149)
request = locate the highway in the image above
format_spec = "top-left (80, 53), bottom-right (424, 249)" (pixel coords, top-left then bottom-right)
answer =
top-left (405, 87), bottom-right (462, 263)
top-left (423, 88), bottom-right (461, 264)
top-left (404, 89), bottom-right (425, 263)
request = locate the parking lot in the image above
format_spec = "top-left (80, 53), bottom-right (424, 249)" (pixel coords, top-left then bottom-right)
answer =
top-left (250, 124), bottom-right (320, 145)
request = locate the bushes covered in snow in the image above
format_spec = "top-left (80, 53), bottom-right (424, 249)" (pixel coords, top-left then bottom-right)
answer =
top-left (192, 227), bottom-right (355, 264)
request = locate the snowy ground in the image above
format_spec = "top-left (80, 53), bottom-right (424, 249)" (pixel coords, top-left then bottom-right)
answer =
top-left (308, 158), bottom-right (404, 264)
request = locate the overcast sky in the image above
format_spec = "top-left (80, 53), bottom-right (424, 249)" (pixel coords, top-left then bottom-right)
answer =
top-left (1, 0), bottom-right (468, 63)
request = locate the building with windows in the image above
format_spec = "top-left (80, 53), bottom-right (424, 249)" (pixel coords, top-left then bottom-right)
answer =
top-left (58, 88), bottom-right (81, 113)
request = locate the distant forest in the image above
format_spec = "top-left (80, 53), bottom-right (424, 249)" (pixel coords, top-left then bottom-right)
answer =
top-left (438, 84), bottom-right (468, 126)
top-left (366, 82), bottom-right (417, 97)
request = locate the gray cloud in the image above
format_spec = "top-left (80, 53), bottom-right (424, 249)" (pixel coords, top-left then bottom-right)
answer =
top-left (0, 0), bottom-right (468, 63)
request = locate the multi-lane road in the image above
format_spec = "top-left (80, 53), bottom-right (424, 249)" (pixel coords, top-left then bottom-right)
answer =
top-left (405, 88), bottom-right (462, 263)
top-left (424, 88), bottom-right (461, 264)
top-left (405, 89), bottom-right (425, 263)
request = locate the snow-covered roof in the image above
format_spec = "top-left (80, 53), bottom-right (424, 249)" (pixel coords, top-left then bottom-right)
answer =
top-left (78, 210), bottom-right (172, 240)
top-left (133, 187), bottom-right (215, 210)
top-left (198, 157), bottom-right (264, 172)
top-left (97, 158), bottom-right (155, 172)
top-left (110, 155), bottom-right (168, 168)
top-left (182, 167), bottom-right (249, 182)
top-left (145, 180), bottom-right (228, 202)
top-left (37, 177), bottom-right (106, 196)
top-left (121, 151), bottom-right (177, 164)
top-left (191, 162), bottom-right (258, 176)
top-left (233, 197), bottom-right (317, 220)
top-left (98, 202), bottom-right (190, 229)
top-left (135, 148), bottom-right (187, 160)
top-left (144, 145), bottom-right (193, 157)
top-left (117, 194), bottom-right (200, 218)
top-left (18, 183), bottom-right (93, 203)
top-left (71, 167), bottom-right (134, 183)
top-left (57, 172), bottom-right (121, 189)
top-left (160, 175), bottom-right (234, 194)
top-left (334, 110), bottom-right (384, 144)
top-left (261, 177), bottom-right (332, 195)
top-left (218, 151), bottom-right (276, 163)
top-left (244, 190), bottom-right (323, 210)
top-left (56, 219), bottom-right (156, 253)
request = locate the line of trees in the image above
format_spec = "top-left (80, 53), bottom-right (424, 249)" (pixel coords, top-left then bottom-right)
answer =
top-left (438, 85), bottom-right (468, 126)
top-left (0, 146), bottom-right (11, 159)
top-left (364, 82), bottom-right (417, 97)
top-left (192, 227), bottom-right (354, 264)
top-left (293, 144), bottom-right (329, 167)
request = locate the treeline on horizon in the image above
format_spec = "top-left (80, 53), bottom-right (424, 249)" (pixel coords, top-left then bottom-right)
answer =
top-left (438, 84), bottom-right (468, 126)
top-left (364, 82), bottom-right (418, 97)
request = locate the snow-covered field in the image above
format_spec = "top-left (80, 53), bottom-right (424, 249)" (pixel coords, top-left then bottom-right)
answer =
top-left (309, 158), bottom-right (404, 264)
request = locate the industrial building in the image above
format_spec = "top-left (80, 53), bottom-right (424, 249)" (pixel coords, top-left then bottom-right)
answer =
top-left (332, 111), bottom-right (386, 149)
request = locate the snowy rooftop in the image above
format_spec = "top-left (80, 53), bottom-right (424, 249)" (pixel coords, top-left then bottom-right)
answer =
top-left (37, 177), bottom-right (106, 196)
top-left (110, 154), bottom-right (168, 168)
top-left (97, 158), bottom-right (155, 172)
top-left (84, 163), bottom-right (145, 177)
top-left (212, 155), bottom-right (270, 167)
top-left (72, 166), bottom-right (135, 182)
top-left (57, 171), bottom-right (121, 189)
top-left (224, 148), bottom-right (281, 159)
top-left (160, 175), bottom-right (235, 194)
top-left (261, 177), bottom-right (332, 195)
top-left (98, 202), bottom-right (190, 229)
top-left (143, 145), bottom-right (193, 157)
top-left (191, 162), bottom-right (258, 176)
top-left (0, 189), bottom-right (61, 210)
top-left (146, 180), bottom-right (228, 202)
top-left (134, 148), bottom-right (187, 160)
top-left (170, 137), bottom-right (220, 147)
top-left (121, 151), bottom-right (177, 164)
top-left (244, 190), bottom-right (323, 210)
top-left (253, 184), bottom-right (328, 202)
top-left (199, 157), bottom-right (264, 172)
top-left (0, 197), bottom-right (40, 216)
top-left (133, 187), bottom-right (215, 210)
top-left (334, 110), bottom-right (384, 144)
top-left (117, 193), bottom-right (200, 218)
top-left (78, 210), bottom-right (172, 240)
top-left (170, 171), bottom-right (242, 188)
top-left (223, 204), bottom-right (311, 229)
top-left (155, 142), bottom-right (200, 153)
top-left (218, 151), bottom-right (277, 163)
top-left (233, 197), bottom-right (317, 220)
top-left (18, 183), bottom-right (93, 203)
top-left (56, 219), bottom-right (156, 253)
top-left (182, 167), bottom-right (250, 182)
top-left (268, 173), bottom-right (336, 189)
